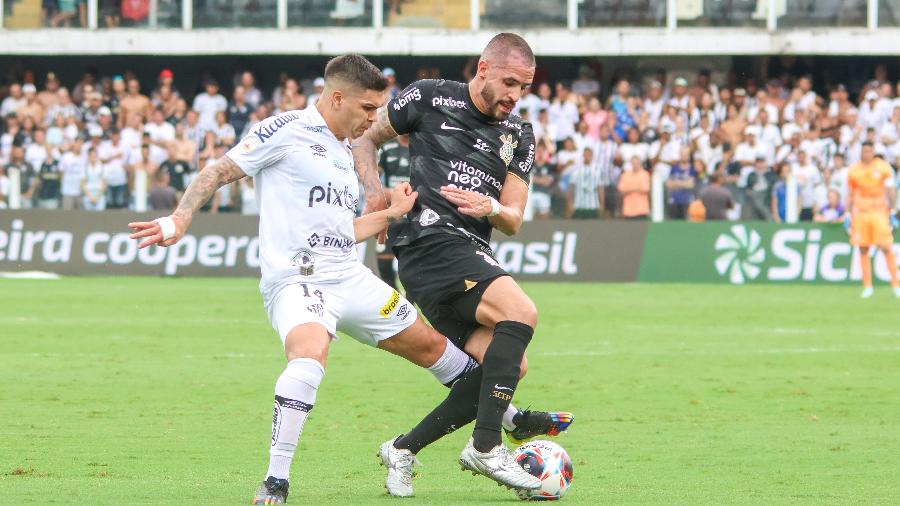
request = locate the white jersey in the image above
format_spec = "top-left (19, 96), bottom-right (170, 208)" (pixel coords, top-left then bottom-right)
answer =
top-left (225, 106), bottom-right (360, 294)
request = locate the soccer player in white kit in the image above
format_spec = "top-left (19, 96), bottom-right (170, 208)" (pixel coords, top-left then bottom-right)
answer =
top-left (128, 55), bottom-right (478, 505)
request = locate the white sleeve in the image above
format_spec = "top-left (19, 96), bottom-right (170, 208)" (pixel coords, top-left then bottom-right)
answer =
top-left (225, 116), bottom-right (292, 177)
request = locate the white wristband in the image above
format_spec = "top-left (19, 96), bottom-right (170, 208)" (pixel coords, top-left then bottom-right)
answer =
top-left (155, 216), bottom-right (177, 241)
top-left (488, 197), bottom-right (501, 217)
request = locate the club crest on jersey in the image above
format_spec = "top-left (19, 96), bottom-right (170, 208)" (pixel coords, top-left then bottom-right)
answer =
top-left (290, 248), bottom-right (315, 276)
top-left (239, 135), bottom-right (261, 154)
top-left (499, 134), bottom-right (518, 167)
top-left (419, 208), bottom-right (440, 227)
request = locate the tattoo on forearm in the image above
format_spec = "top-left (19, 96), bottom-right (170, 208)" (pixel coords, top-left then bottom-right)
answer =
top-left (173, 156), bottom-right (244, 221)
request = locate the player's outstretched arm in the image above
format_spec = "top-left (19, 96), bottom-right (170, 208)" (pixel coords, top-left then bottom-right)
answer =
top-left (353, 182), bottom-right (417, 243)
top-left (352, 107), bottom-right (399, 215)
top-left (128, 155), bottom-right (246, 248)
top-left (439, 175), bottom-right (529, 236)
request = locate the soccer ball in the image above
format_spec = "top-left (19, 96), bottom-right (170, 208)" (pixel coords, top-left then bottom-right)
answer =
top-left (512, 440), bottom-right (574, 501)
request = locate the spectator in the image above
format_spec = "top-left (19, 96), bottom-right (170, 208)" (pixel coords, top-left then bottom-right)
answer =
top-left (382, 67), bottom-right (400, 99)
top-left (45, 87), bottom-right (80, 126)
top-left (699, 173), bottom-right (735, 221)
top-left (582, 97), bottom-right (607, 141)
top-left (1, 84), bottom-right (24, 118)
top-left (666, 147), bottom-right (697, 219)
top-left (213, 110), bottom-right (236, 147)
top-left (567, 147), bottom-right (603, 219)
top-left (532, 108), bottom-right (556, 146)
top-left (239, 71), bottom-right (263, 109)
top-left (229, 86), bottom-right (252, 137)
top-left (4, 145), bottom-right (37, 208)
top-left (618, 127), bottom-right (649, 165)
top-left (37, 72), bottom-right (61, 110)
top-left (159, 146), bottom-right (192, 196)
top-left (307, 77), bottom-right (325, 106)
top-left (144, 108), bottom-right (175, 164)
top-left (119, 79), bottom-right (152, 129)
top-left (550, 83), bottom-right (579, 149)
top-left (153, 84), bottom-right (179, 119)
top-left (529, 143), bottom-right (555, 220)
top-left (82, 147), bottom-right (107, 211)
top-left (792, 150), bottom-right (820, 221)
top-left (278, 79), bottom-right (306, 113)
top-left (59, 138), bottom-right (85, 210)
top-left (100, 129), bottom-right (128, 209)
top-left (108, 75), bottom-right (126, 123)
top-left (617, 156), bottom-right (650, 219)
top-left (170, 122), bottom-right (198, 168)
top-left (17, 84), bottom-right (45, 125)
top-left (35, 144), bottom-right (62, 209)
top-left (814, 190), bottom-right (847, 223)
top-left (193, 79), bottom-right (228, 132)
top-left (744, 157), bottom-right (778, 220)
top-left (771, 162), bottom-right (790, 223)
top-left (571, 65), bottom-right (600, 98)
top-left (148, 167), bottom-right (178, 211)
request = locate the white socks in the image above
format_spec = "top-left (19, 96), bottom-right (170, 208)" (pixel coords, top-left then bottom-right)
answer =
top-left (502, 404), bottom-right (520, 431)
top-left (266, 358), bottom-right (325, 480)
top-left (427, 338), bottom-right (478, 386)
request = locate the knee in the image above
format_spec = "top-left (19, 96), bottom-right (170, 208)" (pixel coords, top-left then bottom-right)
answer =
top-left (286, 348), bottom-right (327, 367)
top-left (505, 298), bottom-right (538, 328)
top-left (518, 354), bottom-right (528, 379)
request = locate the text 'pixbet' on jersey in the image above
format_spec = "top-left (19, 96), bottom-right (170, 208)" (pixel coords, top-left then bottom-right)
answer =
top-left (308, 182), bottom-right (358, 210)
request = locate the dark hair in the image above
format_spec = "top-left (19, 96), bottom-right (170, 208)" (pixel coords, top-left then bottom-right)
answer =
top-left (482, 33), bottom-right (536, 67)
top-left (324, 54), bottom-right (388, 92)
top-left (862, 140), bottom-right (875, 148)
top-left (709, 173), bottom-right (722, 184)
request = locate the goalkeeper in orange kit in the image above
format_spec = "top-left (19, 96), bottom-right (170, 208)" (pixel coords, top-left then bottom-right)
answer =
top-left (846, 141), bottom-right (900, 298)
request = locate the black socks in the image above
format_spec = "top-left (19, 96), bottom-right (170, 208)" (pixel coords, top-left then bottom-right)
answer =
top-left (394, 367), bottom-right (483, 454)
top-left (472, 320), bottom-right (533, 452)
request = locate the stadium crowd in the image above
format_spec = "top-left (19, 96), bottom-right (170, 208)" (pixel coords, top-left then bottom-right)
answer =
top-left (1, 65), bottom-right (899, 222)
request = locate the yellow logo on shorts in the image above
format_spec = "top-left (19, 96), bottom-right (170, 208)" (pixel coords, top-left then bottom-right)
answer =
top-left (380, 290), bottom-right (401, 317)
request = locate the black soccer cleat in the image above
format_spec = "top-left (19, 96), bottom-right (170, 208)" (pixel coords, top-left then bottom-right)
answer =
top-left (252, 476), bottom-right (290, 505)
top-left (505, 410), bottom-right (574, 445)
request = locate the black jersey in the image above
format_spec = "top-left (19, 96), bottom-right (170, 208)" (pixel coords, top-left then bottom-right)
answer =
top-left (378, 140), bottom-right (411, 188)
top-left (386, 79), bottom-right (535, 248)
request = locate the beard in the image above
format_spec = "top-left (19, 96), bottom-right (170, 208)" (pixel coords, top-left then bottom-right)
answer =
top-left (480, 84), bottom-right (515, 120)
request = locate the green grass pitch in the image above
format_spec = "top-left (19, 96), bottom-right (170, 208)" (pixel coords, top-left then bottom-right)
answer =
top-left (2, 277), bottom-right (900, 504)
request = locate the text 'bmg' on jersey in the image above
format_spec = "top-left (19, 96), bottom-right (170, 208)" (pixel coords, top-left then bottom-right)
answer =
top-left (386, 79), bottom-right (536, 248)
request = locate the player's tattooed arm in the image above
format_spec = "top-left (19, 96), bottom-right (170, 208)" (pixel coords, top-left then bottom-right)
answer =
top-left (173, 155), bottom-right (246, 224)
top-left (129, 155), bottom-right (246, 248)
top-left (352, 107), bottom-right (399, 215)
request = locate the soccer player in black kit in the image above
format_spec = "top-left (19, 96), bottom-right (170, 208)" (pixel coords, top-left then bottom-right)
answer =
top-left (353, 33), bottom-right (574, 495)
top-left (375, 134), bottom-right (411, 289)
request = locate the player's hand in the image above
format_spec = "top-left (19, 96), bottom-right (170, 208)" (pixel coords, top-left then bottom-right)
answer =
top-left (440, 186), bottom-right (493, 218)
top-left (388, 182), bottom-right (417, 219)
top-left (128, 214), bottom-right (188, 249)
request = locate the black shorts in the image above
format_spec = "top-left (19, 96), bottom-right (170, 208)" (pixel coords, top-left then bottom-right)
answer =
top-left (396, 233), bottom-right (509, 348)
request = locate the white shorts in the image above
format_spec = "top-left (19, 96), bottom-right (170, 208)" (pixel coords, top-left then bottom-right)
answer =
top-left (265, 263), bottom-right (417, 347)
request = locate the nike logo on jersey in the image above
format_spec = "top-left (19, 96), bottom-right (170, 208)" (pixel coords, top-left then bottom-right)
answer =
top-left (441, 122), bottom-right (466, 132)
top-left (494, 384), bottom-right (513, 392)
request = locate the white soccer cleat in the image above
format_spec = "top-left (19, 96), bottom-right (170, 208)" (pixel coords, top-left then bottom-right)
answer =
top-left (893, 287), bottom-right (900, 298)
top-left (378, 437), bottom-right (418, 497)
top-left (458, 438), bottom-right (541, 491)
top-left (861, 287), bottom-right (874, 299)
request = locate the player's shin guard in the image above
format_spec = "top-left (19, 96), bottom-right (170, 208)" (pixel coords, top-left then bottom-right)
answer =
top-left (267, 358), bottom-right (324, 480)
top-left (394, 367), bottom-right (483, 454)
top-left (377, 257), bottom-right (398, 290)
top-left (472, 321), bottom-right (533, 452)
top-left (428, 338), bottom-right (479, 387)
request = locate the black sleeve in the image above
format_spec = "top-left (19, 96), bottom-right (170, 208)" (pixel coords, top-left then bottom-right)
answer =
top-left (386, 79), bottom-right (438, 135)
top-left (508, 121), bottom-right (536, 185)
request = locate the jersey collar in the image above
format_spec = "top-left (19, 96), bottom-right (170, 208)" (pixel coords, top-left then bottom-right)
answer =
top-left (303, 104), bottom-right (351, 149)
top-left (304, 104), bottom-right (329, 127)
top-left (464, 83), bottom-right (498, 124)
